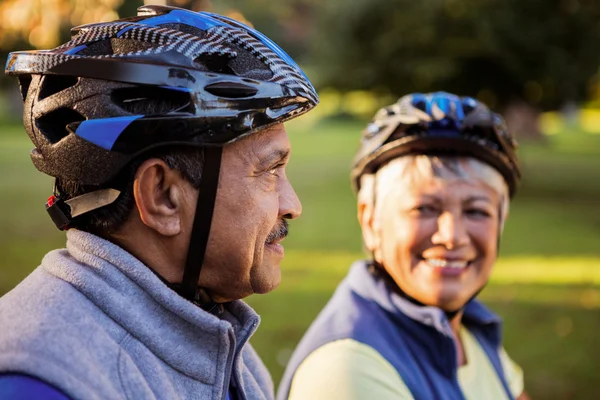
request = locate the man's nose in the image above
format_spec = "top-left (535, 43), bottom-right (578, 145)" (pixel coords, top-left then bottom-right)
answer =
top-left (280, 179), bottom-right (302, 220)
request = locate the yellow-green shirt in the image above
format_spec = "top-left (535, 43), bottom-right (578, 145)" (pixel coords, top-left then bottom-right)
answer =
top-left (288, 327), bottom-right (523, 400)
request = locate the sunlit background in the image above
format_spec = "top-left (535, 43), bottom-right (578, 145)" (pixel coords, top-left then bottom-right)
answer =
top-left (1, 1), bottom-right (599, 398)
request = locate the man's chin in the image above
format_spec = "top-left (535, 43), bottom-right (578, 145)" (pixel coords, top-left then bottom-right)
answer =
top-left (252, 284), bottom-right (279, 295)
top-left (250, 268), bottom-right (282, 295)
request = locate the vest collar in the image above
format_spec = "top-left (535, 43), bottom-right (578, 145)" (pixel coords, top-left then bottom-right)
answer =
top-left (41, 229), bottom-right (260, 381)
top-left (346, 260), bottom-right (501, 337)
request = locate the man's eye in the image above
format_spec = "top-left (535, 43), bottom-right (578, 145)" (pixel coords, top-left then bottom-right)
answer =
top-left (267, 164), bottom-right (283, 176)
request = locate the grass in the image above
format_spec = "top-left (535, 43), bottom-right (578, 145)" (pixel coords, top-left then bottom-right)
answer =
top-left (250, 251), bottom-right (600, 399)
top-left (1, 118), bottom-right (599, 399)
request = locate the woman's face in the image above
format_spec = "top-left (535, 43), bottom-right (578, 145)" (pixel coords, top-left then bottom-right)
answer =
top-left (360, 161), bottom-right (504, 311)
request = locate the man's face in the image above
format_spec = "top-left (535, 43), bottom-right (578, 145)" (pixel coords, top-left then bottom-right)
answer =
top-left (199, 123), bottom-right (301, 302)
top-left (361, 162), bottom-right (502, 311)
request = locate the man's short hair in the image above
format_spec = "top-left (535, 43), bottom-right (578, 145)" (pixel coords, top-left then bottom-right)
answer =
top-left (57, 147), bottom-right (205, 236)
top-left (56, 99), bottom-right (206, 236)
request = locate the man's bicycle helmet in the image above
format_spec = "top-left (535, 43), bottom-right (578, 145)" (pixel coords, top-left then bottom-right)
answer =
top-left (5, 5), bottom-right (318, 303)
top-left (351, 92), bottom-right (520, 197)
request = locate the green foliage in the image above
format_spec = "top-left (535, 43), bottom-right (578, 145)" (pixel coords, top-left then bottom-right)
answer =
top-left (1, 119), bottom-right (599, 398)
top-left (2, 0), bottom-right (599, 110)
top-left (216, 0), bottom-right (318, 61)
top-left (249, 252), bottom-right (600, 399)
top-left (306, 0), bottom-right (600, 109)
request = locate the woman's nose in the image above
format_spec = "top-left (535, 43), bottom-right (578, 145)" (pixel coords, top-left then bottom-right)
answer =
top-left (431, 211), bottom-right (469, 249)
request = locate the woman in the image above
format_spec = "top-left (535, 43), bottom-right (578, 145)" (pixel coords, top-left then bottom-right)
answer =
top-left (277, 92), bottom-right (529, 400)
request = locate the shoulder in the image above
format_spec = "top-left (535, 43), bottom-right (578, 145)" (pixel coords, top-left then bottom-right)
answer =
top-left (0, 267), bottom-right (125, 397)
top-left (287, 339), bottom-right (414, 400)
top-left (460, 327), bottom-right (524, 398)
top-left (0, 265), bottom-right (121, 349)
top-left (291, 269), bottom-right (391, 346)
top-left (0, 266), bottom-right (94, 346)
top-left (499, 347), bottom-right (525, 398)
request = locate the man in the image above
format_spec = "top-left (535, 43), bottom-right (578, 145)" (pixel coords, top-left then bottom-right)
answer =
top-left (278, 93), bottom-right (529, 399)
top-left (0, 5), bottom-right (317, 400)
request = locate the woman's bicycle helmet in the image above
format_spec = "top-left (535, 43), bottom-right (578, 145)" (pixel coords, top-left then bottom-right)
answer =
top-left (351, 92), bottom-right (520, 197)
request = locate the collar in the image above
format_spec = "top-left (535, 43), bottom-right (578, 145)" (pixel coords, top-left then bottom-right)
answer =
top-left (41, 229), bottom-right (260, 381)
top-left (346, 260), bottom-right (501, 337)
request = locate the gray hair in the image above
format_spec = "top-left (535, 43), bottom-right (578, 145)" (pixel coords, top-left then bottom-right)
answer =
top-left (358, 155), bottom-right (510, 228)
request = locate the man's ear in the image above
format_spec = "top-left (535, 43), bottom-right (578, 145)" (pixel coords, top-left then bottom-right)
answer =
top-left (133, 159), bottom-right (190, 236)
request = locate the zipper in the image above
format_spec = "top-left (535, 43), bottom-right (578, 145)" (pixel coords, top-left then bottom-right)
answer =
top-left (220, 328), bottom-right (236, 400)
top-left (228, 320), bottom-right (259, 400)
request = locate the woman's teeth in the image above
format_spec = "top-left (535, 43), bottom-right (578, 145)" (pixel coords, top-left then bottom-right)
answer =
top-left (424, 259), bottom-right (469, 269)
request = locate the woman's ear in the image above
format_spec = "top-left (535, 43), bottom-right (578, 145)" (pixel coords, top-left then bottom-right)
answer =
top-left (133, 159), bottom-right (190, 237)
top-left (357, 190), bottom-right (380, 254)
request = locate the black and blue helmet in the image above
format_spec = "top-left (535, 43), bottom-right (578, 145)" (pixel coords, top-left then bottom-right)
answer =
top-left (351, 92), bottom-right (520, 197)
top-left (5, 5), bottom-right (318, 186)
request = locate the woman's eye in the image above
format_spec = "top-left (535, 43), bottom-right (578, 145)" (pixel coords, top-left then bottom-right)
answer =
top-left (412, 205), bottom-right (438, 216)
top-left (465, 208), bottom-right (491, 218)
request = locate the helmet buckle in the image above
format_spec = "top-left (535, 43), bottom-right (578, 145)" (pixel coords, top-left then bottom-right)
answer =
top-left (45, 195), bottom-right (72, 231)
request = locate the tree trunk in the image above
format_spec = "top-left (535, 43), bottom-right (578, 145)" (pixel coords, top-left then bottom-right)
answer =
top-left (502, 101), bottom-right (546, 142)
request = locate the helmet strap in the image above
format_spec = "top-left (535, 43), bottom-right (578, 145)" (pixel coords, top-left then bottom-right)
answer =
top-left (179, 146), bottom-right (223, 303)
top-left (46, 181), bottom-right (122, 231)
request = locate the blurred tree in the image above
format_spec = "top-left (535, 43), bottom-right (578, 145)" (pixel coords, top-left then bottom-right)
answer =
top-left (3, 0), bottom-right (593, 137)
top-left (0, 0), bottom-right (139, 92)
top-left (143, 0), bottom-right (212, 11)
top-left (306, 0), bottom-right (600, 137)
top-left (216, 0), bottom-right (317, 66)
top-left (0, 0), bottom-right (126, 49)
top-left (0, 0), bottom-right (221, 52)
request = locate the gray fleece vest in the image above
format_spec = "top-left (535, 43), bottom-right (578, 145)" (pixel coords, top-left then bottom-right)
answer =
top-left (0, 230), bottom-right (273, 400)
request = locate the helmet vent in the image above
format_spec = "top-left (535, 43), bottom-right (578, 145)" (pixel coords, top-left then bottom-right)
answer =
top-left (205, 82), bottom-right (258, 98)
top-left (36, 108), bottom-right (85, 144)
top-left (110, 38), bottom-right (153, 55)
top-left (38, 75), bottom-right (79, 100)
top-left (159, 23), bottom-right (205, 38)
top-left (17, 75), bottom-right (32, 102)
top-left (111, 86), bottom-right (193, 115)
top-left (194, 54), bottom-right (235, 75)
top-left (76, 38), bottom-right (154, 57)
top-left (78, 39), bottom-right (115, 56)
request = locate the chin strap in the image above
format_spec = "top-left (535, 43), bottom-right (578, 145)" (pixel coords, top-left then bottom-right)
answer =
top-left (178, 147), bottom-right (223, 306)
top-left (152, 275), bottom-right (224, 316)
top-left (47, 149), bottom-right (225, 311)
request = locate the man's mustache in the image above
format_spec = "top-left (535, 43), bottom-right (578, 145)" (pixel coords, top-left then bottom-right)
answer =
top-left (266, 220), bottom-right (289, 244)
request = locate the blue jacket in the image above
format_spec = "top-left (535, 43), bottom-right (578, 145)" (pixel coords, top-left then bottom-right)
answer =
top-left (277, 261), bottom-right (513, 400)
